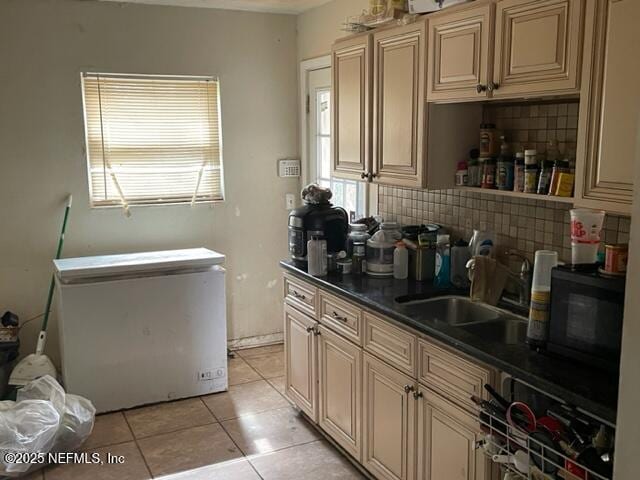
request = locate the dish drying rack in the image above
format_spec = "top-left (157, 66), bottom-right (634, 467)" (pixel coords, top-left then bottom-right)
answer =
top-left (478, 410), bottom-right (611, 480)
top-left (477, 375), bottom-right (613, 480)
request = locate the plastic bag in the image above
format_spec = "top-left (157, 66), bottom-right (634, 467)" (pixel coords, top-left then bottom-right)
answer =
top-left (0, 399), bottom-right (61, 475)
top-left (54, 394), bottom-right (96, 452)
top-left (0, 375), bottom-right (96, 477)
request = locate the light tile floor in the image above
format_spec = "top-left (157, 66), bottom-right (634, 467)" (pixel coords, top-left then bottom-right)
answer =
top-left (30, 344), bottom-right (364, 480)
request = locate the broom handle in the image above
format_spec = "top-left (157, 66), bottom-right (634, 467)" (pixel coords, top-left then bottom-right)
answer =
top-left (40, 195), bottom-right (73, 334)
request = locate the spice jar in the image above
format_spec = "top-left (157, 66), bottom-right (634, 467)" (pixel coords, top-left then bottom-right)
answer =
top-left (496, 136), bottom-right (514, 191)
top-left (536, 160), bottom-right (554, 194)
top-left (524, 149), bottom-right (538, 194)
top-left (481, 157), bottom-right (496, 189)
top-left (479, 123), bottom-right (499, 157)
top-left (513, 152), bottom-right (525, 192)
top-left (467, 148), bottom-right (481, 187)
top-left (455, 160), bottom-right (468, 186)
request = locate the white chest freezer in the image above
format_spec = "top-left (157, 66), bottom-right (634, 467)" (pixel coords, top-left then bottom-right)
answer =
top-left (54, 248), bottom-right (227, 413)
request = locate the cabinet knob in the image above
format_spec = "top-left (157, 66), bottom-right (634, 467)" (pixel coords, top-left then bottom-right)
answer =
top-left (403, 384), bottom-right (415, 393)
top-left (476, 84), bottom-right (487, 93)
top-left (306, 326), bottom-right (315, 333)
top-left (360, 171), bottom-right (368, 179)
top-left (413, 390), bottom-right (423, 400)
top-left (487, 81), bottom-right (500, 92)
top-left (370, 172), bottom-right (377, 179)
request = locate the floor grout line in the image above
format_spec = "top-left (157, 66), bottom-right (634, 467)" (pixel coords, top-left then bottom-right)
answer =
top-left (201, 397), bottom-right (266, 480)
top-left (121, 409), bottom-right (155, 479)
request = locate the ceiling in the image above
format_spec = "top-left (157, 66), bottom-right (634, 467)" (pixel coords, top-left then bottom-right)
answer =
top-left (98, 0), bottom-right (333, 14)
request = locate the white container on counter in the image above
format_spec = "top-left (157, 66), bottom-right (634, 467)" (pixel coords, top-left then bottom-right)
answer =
top-left (366, 222), bottom-right (401, 277)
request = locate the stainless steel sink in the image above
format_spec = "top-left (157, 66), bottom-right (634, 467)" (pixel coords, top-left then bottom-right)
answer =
top-left (457, 319), bottom-right (528, 345)
top-left (398, 295), bottom-right (501, 325)
top-left (396, 295), bottom-right (528, 344)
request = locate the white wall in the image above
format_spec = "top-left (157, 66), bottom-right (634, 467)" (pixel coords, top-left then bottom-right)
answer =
top-left (613, 110), bottom-right (640, 479)
top-left (0, 0), bottom-right (298, 365)
top-left (296, 0), bottom-right (369, 61)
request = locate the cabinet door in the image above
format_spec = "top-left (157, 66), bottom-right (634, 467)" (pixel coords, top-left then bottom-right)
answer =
top-left (362, 352), bottom-right (416, 480)
top-left (492, 0), bottom-right (584, 98)
top-left (373, 21), bottom-right (426, 188)
top-left (575, 0), bottom-right (638, 214)
top-left (332, 34), bottom-right (372, 180)
top-left (417, 387), bottom-right (489, 480)
top-left (427, 4), bottom-right (494, 102)
top-left (318, 326), bottom-right (363, 461)
top-left (284, 304), bottom-right (317, 421)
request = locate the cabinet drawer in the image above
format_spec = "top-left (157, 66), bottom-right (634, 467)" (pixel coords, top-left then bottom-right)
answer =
top-left (284, 274), bottom-right (318, 318)
top-left (319, 291), bottom-right (363, 345)
top-left (363, 312), bottom-right (417, 376)
top-left (418, 339), bottom-right (494, 413)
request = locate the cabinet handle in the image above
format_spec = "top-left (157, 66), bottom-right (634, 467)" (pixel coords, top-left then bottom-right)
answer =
top-left (291, 290), bottom-right (306, 300)
top-left (306, 326), bottom-right (315, 333)
top-left (413, 390), bottom-right (423, 400)
top-left (403, 384), bottom-right (415, 393)
top-left (487, 81), bottom-right (500, 92)
top-left (370, 172), bottom-right (377, 179)
top-left (313, 326), bottom-right (321, 336)
top-left (331, 311), bottom-right (348, 322)
top-left (476, 84), bottom-right (487, 93)
top-left (361, 171), bottom-right (368, 180)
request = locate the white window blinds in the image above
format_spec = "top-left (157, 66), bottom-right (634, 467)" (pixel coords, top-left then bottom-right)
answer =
top-left (82, 73), bottom-right (224, 208)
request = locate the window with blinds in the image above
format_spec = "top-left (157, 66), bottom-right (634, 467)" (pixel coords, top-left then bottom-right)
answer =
top-left (81, 73), bottom-right (224, 208)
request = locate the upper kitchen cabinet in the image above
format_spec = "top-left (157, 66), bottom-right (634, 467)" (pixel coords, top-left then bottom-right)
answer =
top-left (373, 21), bottom-right (427, 188)
top-left (332, 34), bottom-right (372, 181)
top-left (574, 0), bottom-right (639, 214)
top-left (492, 0), bottom-right (584, 98)
top-left (427, 3), bottom-right (494, 102)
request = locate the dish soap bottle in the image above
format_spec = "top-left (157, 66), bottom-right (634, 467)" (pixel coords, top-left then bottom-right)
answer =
top-left (435, 234), bottom-right (451, 288)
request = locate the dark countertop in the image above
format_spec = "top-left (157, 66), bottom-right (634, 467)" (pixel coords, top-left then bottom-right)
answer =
top-left (281, 261), bottom-right (618, 425)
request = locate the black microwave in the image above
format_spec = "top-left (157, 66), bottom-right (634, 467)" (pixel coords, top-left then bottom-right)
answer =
top-left (548, 266), bottom-right (626, 373)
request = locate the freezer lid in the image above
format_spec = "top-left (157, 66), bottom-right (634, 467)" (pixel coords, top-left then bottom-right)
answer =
top-left (54, 248), bottom-right (225, 281)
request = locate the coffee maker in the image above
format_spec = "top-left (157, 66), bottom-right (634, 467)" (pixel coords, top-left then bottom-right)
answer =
top-left (288, 185), bottom-right (349, 268)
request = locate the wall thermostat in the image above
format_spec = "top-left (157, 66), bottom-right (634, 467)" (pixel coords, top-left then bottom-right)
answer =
top-left (278, 158), bottom-right (301, 178)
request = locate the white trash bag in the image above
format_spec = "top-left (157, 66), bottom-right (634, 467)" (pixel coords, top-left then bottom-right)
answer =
top-left (0, 375), bottom-right (96, 477)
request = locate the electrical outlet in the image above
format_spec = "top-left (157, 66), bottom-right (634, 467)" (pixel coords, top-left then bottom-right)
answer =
top-left (285, 193), bottom-right (296, 210)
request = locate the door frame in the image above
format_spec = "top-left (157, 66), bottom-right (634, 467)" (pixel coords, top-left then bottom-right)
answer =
top-left (300, 56), bottom-right (332, 188)
top-left (299, 55), bottom-right (377, 217)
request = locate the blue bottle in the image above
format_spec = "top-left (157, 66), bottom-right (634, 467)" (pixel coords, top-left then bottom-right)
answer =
top-left (435, 234), bottom-right (451, 288)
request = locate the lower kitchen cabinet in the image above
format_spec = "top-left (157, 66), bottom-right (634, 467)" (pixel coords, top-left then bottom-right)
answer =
top-left (283, 276), bottom-right (497, 480)
top-left (284, 303), bottom-right (318, 422)
top-left (416, 387), bottom-right (490, 480)
top-left (318, 325), bottom-right (362, 460)
top-left (363, 352), bottom-right (416, 480)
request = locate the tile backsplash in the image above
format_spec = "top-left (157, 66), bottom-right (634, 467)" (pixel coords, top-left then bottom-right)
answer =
top-left (377, 100), bottom-right (630, 263)
top-left (378, 187), bottom-right (630, 263)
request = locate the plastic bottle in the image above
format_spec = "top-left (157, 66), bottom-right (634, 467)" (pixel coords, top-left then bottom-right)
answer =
top-left (434, 234), bottom-right (451, 288)
top-left (524, 149), bottom-right (539, 194)
top-left (496, 136), bottom-right (514, 191)
top-left (450, 239), bottom-right (471, 288)
top-left (526, 250), bottom-right (559, 350)
top-left (393, 242), bottom-right (409, 280)
top-left (307, 236), bottom-right (327, 277)
top-left (513, 152), bottom-right (525, 192)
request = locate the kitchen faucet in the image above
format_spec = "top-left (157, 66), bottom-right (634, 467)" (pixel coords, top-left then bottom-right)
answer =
top-left (501, 249), bottom-right (532, 310)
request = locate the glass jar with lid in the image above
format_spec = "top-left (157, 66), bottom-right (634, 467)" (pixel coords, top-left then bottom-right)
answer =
top-left (347, 224), bottom-right (370, 257)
